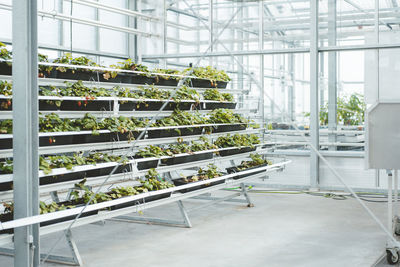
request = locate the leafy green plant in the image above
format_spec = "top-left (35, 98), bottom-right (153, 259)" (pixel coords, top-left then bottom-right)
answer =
top-left (236, 153), bottom-right (271, 171)
top-left (0, 42), bottom-right (11, 61)
top-left (215, 134), bottom-right (260, 148)
top-left (38, 53), bottom-right (53, 76)
top-left (173, 85), bottom-right (200, 102)
top-left (305, 93), bottom-right (366, 126)
top-left (203, 89), bottom-right (233, 102)
top-left (153, 68), bottom-right (181, 82)
top-left (182, 164), bottom-right (222, 183)
top-left (184, 66), bottom-right (230, 86)
top-left (141, 168), bottom-right (175, 191)
top-left (208, 108), bottom-right (248, 124)
top-left (104, 58), bottom-right (150, 79)
top-left (154, 109), bottom-right (206, 128)
top-left (136, 145), bottom-right (167, 158)
top-left (0, 160), bottom-right (13, 174)
top-left (0, 119), bottom-right (12, 134)
top-left (53, 53), bottom-right (99, 73)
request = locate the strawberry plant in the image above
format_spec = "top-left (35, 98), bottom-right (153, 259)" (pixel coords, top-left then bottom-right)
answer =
top-left (53, 53), bottom-right (99, 73)
top-left (203, 89), bottom-right (233, 102)
top-left (0, 42), bottom-right (11, 61)
top-left (184, 66), bottom-right (230, 84)
top-left (208, 108), bottom-right (248, 124)
top-left (215, 134), bottom-right (260, 148)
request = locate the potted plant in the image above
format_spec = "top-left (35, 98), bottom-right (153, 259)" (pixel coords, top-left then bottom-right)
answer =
top-left (226, 153), bottom-right (272, 179)
top-left (215, 134), bottom-right (260, 156)
top-left (203, 89), bottom-right (236, 110)
top-left (0, 42), bottom-right (12, 76)
top-left (103, 59), bottom-right (153, 85)
top-left (0, 80), bottom-right (12, 111)
top-left (148, 109), bottom-right (206, 138)
top-left (153, 68), bottom-right (181, 86)
top-left (173, 164), bottom-right (224, 193)
top-left (134, 145), bottom-right (165, 170)
top-left (183, 66), bottom-right (230, 88)
top-left (53, 53), bottom-right (101, 81)
top-left (207, 108), bottom-right (248, 133)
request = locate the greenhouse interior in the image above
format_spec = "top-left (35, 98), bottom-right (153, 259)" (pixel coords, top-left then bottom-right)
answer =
top-left (0, 0), bottom-right (399, 266)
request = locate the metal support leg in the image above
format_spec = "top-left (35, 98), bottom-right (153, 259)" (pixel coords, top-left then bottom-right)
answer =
top-left (111, 200), bottom-right (192, 228)
top-left (0, 230), bottom-right (83, 266)
top-left (240, 183), bottom-right (254, 207)
top-left (393, 170), bottom-right (400, 236)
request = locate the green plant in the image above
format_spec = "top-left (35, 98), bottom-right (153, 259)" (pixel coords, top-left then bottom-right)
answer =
top-left (39, 201), bottom-right (75, 214)
top-left (184, 66), bottom-right (230, 85)
top-left (236, 153), bottom-right (271, 171)
top-left (53, 53), bottom-right (99, 73)
top-left (136, 145), bottom-right (167, 158)
top-left (208, 108), bottom-right (248, 124)
top-left (39, 113), bottom-right (79, 133)
top-left (0, 159), bottom-right (13, 174)
top-left (0, 42), bottom-right (11, 61)
top-left (141, 168), bottom-right (174, 191)
top-left (203, 89), bottom-right (233, 102)
top-left (104, 59), bottom-right (150, 79)
top-left (38, 53), bottom-right (53, 76)
top-left (214, 134), bottom-right (260, 148)
top-left (0, 119), bottom-right (12, 134)
top-left (153, 68), bottom-right (181, 82)
top-left (182, 163), bottom-right (222, 183)
top-left (305, 93), bottom-right (366, 126)
top-left (173, 85), bottom-right (200, 102)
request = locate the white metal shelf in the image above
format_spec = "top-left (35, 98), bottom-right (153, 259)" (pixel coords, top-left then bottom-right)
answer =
top-left (0, 160), bottom-right (290, 246)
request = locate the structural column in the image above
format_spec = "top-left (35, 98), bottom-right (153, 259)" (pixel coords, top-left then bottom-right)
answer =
top-left (328, 0), bottom-right (337, 150)
top-left (259, 1), bottom-right (265, 131)
top-left (310, 0), bottom-right (319, 188)
top-left (12, 1), bottom-right (40, 266)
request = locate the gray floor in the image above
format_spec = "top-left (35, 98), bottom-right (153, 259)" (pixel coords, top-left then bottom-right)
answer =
top-left (0, 190), bottom-right (393, 267)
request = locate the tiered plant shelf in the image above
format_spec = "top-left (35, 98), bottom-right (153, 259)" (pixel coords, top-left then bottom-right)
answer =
top-left (0, 49), bottom-right (289, 264)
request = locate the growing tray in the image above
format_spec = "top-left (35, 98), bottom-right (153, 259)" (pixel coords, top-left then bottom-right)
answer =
top-left (147, 127), bottom-right (203, 139)
top-left (210, 124), bottom-right (246, 133)
top-left (0, 62), bottom-right (12, 76)
top-left (54, 69), bottom-right (102, 82)
top-left (218, 147), bottom-right (256, 157)
top-left (173, 176), bottom-right (225, 193)
top-left (161, 152), bottom-right (213, 166)
top-left (39, 100), bottom-right (113, 111)
top-left (188, 79), bottom-right (228, 89)
top-left (109, 192), bottom-right (171, 210)
top-left (0, 99), bottom-right (11, 110)
top-left (154, 77), bottom-right (179, 86)
top-left (204, 102), bottom-right (236, 110)
top-left (226, 163), bottom-right (269, 180)
top-left (133, 157), bottom-right (159, 170)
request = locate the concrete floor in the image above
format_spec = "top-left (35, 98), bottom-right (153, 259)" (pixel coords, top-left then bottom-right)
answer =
top-left (0, 190), bottom-right (392, 267)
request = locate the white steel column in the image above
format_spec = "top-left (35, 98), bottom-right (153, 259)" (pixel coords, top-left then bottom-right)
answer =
top-left (209, 0), bottom-right (213, 66)
top-left (328, 0), bottom-right (337, 151)
top-left (259, 1), bottom-right (265, 130)
top-left (310, 0), bottom-right (320, 188)
top-left (12, 0), bottom-right (40, 266)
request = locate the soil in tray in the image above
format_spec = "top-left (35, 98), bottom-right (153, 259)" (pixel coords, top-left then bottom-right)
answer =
top-left (173, 177), bottom-right (225, 193)
top-left (218, 147), bottom-right (256, 157)
top-left (188, 79), bottom-right (228, 89)
top-left (55, 70), bottom-right (103, 81)
top-left (226, 163), bottom-right (269, 180)
top-left (109, 192), bottom-right (171, 210)
top-left (161, 152), bottom-right (213, 166)
top-left (39, 100), bottom-right (113, 111)
top-left (204, 102), bottom-right (236, 110)
top-left (0, 138), bottom-right (12, 150)
top-left (210, 124), bottom-right (246, 133)
top-left (147, 127), bottom-right (203, 139)
top-left (0, 62), bottom-right (12, 75)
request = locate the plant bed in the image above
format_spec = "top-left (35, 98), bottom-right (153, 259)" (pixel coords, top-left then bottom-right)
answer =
top-left (154, 77), bottom-right (179, 87)
top-left (0, 138), bottom-right (12, 150)
top-left (161, 152), bottom-right (213, 166)
top-left (0, 62), bottom-right (12, 76)
top-left (218, 147), bottom-right (256, 157)
top-left (189, 79), bottom-right (228, 89)
top-left (133, 156), bottom-right (159, 170)
top-left (119, 101), bottom-right (177, 111)
top-left (39, 100), bottom-right (113, 111)
top-left (204, 102), bottom-right (236, 110)
top-left (40, 135), bottom-right (74, 147)
top-left (226, 163), bottom-right (269, 180)
top-left (0, 99), bottom-right (11, 110)
top-left (147, 127), bottom-right (203, 139)
top-left (211, 124), bottom-right (246, 133)
top-left (129, 74), bottom-right (155, 85)
top-left (54, 69), bottom-right (102, 82)
top-left (100, 73), bottom-right (131, 84)
top-left (173, 177), bottom-right (224, 193)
